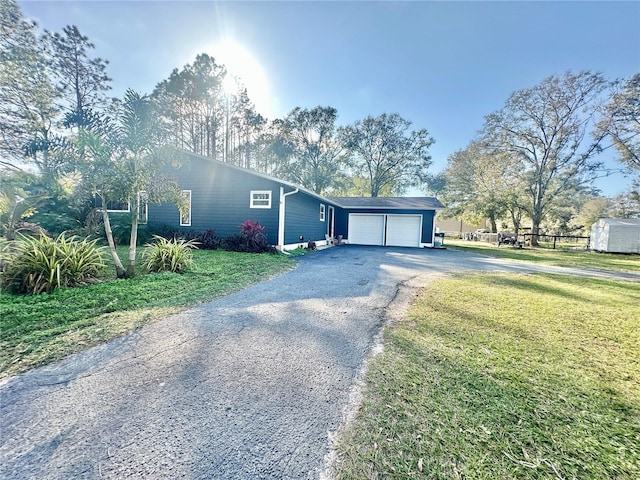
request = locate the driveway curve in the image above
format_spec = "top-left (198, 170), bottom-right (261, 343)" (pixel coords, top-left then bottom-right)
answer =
top-left (1, 246), bottom-right (637, 479)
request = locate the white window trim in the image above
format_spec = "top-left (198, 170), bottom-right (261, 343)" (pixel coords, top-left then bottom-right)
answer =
top-left (105, 200), bottom-right (130, 213)
top-left (180, 190), bottom-right (192, 226)
top-left (250, 190), bottom-right (272, 209)
top-left (320, 204), bottom-right (325, 222)
top-left (137, 191), bottom-right (148, 224)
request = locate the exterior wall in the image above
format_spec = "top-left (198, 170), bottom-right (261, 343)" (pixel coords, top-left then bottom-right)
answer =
top-left (283, 193), bottom-right (336, 245)
top-left (591, 219), bottom-right (640, 254)
top-left (608, 225), bottom-right (640, 254)
top-left (148, 156), bottom-right (281, 245)
top-left (335, 208), bottom-right (436, 245)
top-left (146, 152), bottom-right (441, 249)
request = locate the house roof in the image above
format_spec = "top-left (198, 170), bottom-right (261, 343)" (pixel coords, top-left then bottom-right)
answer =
top-left (328, 196), bottom-right (445, 210)
top-left (185, 151), bottom-right (336, 204)
top-left (596, 218), bottom-right (640, 227)
top-left (183, 151), bottom-right (444, 210)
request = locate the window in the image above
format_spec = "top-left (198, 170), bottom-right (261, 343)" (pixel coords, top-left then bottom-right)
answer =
top-left (250, 190), bottom-right (272, 209)
top-left (137, 191), bottom-right (148, 224)
top-left (99, 197), bottom-right (130, 213)
top-left (180, 190), bottom-right (191, 226)
top-left (319, 204), bottom-right (325, 222)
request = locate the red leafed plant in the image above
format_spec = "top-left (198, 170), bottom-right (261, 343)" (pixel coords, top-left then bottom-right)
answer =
top-left (239, 220), bottom-right (265, 236)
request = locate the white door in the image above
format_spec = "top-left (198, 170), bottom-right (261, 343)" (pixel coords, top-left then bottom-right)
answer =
top-left (348, 214), bottom-right (385, 246)
top-left (386, 215), bottom-right (422, 247)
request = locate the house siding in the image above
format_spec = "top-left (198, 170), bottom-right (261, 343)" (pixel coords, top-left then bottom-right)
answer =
top-left (335, 208), bottom-right (436, 245)
top-left (284, 194), bottom-right (338, 245)
top-left (148, 156), bottom-right (281, 245)
top-left (146, 152), bottom-right (442, 249)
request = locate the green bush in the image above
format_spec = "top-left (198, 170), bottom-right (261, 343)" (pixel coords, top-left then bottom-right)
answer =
top-left (142, 235), bottom-right (198, 273)
top-left (103, 213), bottom-right (152, 246)
top-left (148, 224), bottom-right (222, 250)
top-left (1, 234), bottom-right (105, 294)
top-left (28, 212), bottom-right (79, 237)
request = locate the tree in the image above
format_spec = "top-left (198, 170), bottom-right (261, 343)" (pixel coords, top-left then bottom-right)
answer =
top-left (597, 73), bottom-right (640, 171)
top-left (0, 170), bottom-right (49, 239)
top-left (45, 25), bottom-right (111, 129)
top-left (76, 126), bottom-right (127, 277)
top-left (152, 54), bottom-right (226, 158)
top-left (440, 142), bottom-right (518, 232)
top-left (0, 0), bottom-right (60, 172)
top-left (340, 113), bottom-right (434, 197)
top-left (423, 171), bottom-right (447, 197)
top-left (77, 91), bottom-right (183, 278)
top-left (574, 197), bottom-right (611, 233)
top-left (482, 71), bottom-right (608, 244)
top-left (607, 181), bottom-right (640, 218)
top-left (273, 106), bottom-right (347, 194)
top-left (229, 88), bottom-right (266, 169)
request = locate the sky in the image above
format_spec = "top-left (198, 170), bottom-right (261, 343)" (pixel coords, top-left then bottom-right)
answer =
top-left (18, 0), bottom-right (640, 197)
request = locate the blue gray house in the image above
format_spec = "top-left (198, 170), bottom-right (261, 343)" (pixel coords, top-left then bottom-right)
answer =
top-left (147, 152), bottom-right (445, 250)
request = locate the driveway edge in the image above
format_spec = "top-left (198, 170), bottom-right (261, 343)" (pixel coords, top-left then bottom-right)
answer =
top-left (320, 272), bottom-right (447, 480)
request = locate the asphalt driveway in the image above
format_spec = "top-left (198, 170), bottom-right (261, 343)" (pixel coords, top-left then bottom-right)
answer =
top-left (1, 246), bottom-right (636, 479)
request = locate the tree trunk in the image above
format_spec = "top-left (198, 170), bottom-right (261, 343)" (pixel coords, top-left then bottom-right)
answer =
top-left (126, 195), bottom-right (139, 278)
top-left (530, 216), bottom-right (542, 246)
top-left (101, 197), bottom-right (126, 278)
top-left (511, 209), bottom-right (521, 234)
top-left (489, 215), bottom-right (497, 233)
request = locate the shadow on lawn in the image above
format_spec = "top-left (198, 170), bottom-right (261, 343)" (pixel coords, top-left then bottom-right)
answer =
top-left (370, 329), bottom-right (640, 480)
top-left (485, 273), bottom-right (640, 305)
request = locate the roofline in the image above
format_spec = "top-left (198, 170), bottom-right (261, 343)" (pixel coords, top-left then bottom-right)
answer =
top-left (181, 151), bottom-right (443, 209)
top-left (182, 151), bottom-right (341, 205)
top-left (340, 205), bottom-right (445, 211)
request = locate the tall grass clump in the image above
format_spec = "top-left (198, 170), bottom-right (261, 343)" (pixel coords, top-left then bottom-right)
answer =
top-left (1, 234), bottom-right (105, 294)
top-left (142, 235), bottom-right (198, 273)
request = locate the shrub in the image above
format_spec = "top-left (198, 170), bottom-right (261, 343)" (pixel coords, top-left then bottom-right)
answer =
top-left (102, 213), bottom-right (152, 246)
top-left (142, 235), bottom-right (199, 273)
top-left (240, 220), bottom-right (265, 236)
top-left (222, 233), bottom-right (248, 252)
top-left (195, 228), bottom-right (222, 250)
top-left (28, 212), bottom-right (79, 237)
top-left (223, 220), bottom-right (275, 254)
top-left (1, 233), bottom-right (105, 294)
top-left (148, 222), bottom-right (191, 241)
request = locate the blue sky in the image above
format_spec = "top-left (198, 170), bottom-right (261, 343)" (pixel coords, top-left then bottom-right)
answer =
top-left (19, 0), bottom-right (640, 196)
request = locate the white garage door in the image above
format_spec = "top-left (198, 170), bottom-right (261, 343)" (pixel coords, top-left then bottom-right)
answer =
top-left (348, 214), bottom-right (385, 245)
top-left (386, 215), bottom-right (422, 247)
top-left (348, 214), bottom-right (423, 247)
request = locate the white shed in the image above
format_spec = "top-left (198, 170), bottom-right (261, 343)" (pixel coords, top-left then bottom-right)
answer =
top-left (590, 218), bottom-right (640, 254)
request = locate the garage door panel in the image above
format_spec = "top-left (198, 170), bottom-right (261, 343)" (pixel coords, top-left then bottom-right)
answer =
top-left (348, 214), bottom-right (384, 245)
top-left (385, 215), bottom-right (422, 247)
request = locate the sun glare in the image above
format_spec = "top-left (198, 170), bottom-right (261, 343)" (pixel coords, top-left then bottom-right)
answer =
top-left (210, 40), bottom-right (272, 118)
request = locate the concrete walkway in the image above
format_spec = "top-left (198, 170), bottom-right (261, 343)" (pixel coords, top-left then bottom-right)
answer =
top-left (1, 246), bottom-right (636, 479)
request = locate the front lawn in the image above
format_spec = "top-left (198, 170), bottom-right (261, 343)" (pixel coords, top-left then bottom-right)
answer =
top-left (0, 250), bottom-right (294, 379)
top-left (446, 238), bottom-right (640, 272)
top-left (334, 273), bottom-right (640, 479)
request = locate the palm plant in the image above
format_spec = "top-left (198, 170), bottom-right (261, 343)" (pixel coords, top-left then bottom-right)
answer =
top-left (75, 91), bottom-right (183, 278)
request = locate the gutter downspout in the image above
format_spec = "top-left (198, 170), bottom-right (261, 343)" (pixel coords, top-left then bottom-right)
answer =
top-left (277, 186), bottom-right (299, 252)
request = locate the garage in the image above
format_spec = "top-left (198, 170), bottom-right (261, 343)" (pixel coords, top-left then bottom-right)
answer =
top-left (330, 196), bottom-right (445, 249)
top-left (386, 214), bottom-right (422, 247)
top-left (348, 214), bottom-right (385, 245)
top-left (348, 213), bottom-right (422, 247)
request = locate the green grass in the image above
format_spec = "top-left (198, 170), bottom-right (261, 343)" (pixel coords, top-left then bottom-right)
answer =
top-left (334, 273), bottom-right (640, 479)
top-left (446, 238), bottom-right (640, 273)
top-left (0, 249), bottom-right (294, 378)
